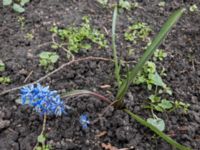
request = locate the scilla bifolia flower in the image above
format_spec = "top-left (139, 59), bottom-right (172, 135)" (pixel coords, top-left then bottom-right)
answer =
top-left (20, 83), bottom-right (65, 116)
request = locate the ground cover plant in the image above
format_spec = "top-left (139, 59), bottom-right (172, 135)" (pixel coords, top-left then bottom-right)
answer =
top-left (0, 0), bottom-right (200, 150)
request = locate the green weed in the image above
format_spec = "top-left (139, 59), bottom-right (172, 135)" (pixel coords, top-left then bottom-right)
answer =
top-left (124, 22), bottom-right (151, 44)
top-left (0, 60), bottom-right (5, 72)
top-left (3, 0), bottom-right (30, 13)
top-left (39, 52), bottom-right (59, 71)
top-left (0, 76), bottom-right (11, 84)
top-left (50, 16), bottom-right (107, 54)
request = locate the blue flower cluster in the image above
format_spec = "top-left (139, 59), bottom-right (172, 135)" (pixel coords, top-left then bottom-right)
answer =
top-left (20, 83), bottom-right (65, 116)
top-left (79, 114), bottom-right (90, 129)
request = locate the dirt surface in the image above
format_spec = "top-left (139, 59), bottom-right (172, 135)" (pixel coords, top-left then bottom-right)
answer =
top-left (0, 0), bottom-right (200, 150)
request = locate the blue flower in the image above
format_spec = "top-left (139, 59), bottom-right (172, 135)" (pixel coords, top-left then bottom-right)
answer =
top-left (20, 83), bottom-right (65, 116)
top-left (80, 114), bottom-right (90, 129)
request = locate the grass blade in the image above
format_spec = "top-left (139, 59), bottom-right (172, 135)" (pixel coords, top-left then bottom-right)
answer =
top-left (116, 8), bottom-right (185, 101)
top-left (112, 5), bottom-right (121, 87)
top-left (124, 109), bottom-right (191, 150)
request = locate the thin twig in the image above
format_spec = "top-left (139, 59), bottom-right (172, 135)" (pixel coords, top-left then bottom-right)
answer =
top-left (51, 33), bottom-right (75, 60)
top-left (91, 100), bottom-right (116, 124)
top-left (23, 71), bottom-right (33, 83)
top-left (0, 56), bottom-right (111, 96)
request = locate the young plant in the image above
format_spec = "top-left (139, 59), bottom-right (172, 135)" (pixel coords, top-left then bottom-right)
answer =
top-left (39, 52), bottom-right (59, 71)
top-left (0, 76), bottom-right (11, 84)
top-left (119, 0), bottom-right (131, 10)
top-left (145, 95), bottom-right (173, 112)
top-left (0, 60), bottom-right (5, 72)
top-left (124, 22), bottom-right (151, 44)
top-left (50, 16), bottom-right (107, 54)
top-left (189, 4), bottom-right (198, 12)
top-left (19, 84), bottom-right (90, 149)
top-left (96, 0), bottom-right (108, 6)
top-left (3, 0), bottom-right (30, 13)
top-left (112, 6), bottom-right (190, 150)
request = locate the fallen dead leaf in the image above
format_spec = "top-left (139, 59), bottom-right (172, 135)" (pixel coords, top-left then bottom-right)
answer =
top-left (95, 131), bottom-right (107, 138)
top-left (101, 143), bottom-right (129, 150)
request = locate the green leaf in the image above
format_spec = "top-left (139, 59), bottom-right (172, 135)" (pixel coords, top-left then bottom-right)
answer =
top-left (112, 6), bottom-right (121, 87)
top-left (124, 109), bottom-right (191, 150)
top-left (12, 3), bottom-right (25, 13)
top-left (147, 118), bottom-right (165, 131)
top-left (0, 60), bottom-right (5, 72)
top-left (50, 55), bottom-right (59, 63)
top-left (3, 0), bottom-right (12, 6)
top-left (20, 0), bottom-right (30, 6)
top-left (39, 52), bottom-right (51, 59)
top-left (159, 99), bottom-right (173, 109)
top-left (116, 8), bottom-right (185, 102)
top-left (37, 134), bottom-right (46, 143)
top-left (154, 105), bottom-right (164, 112)
top-left (152, 72), bottom-right (165, 87)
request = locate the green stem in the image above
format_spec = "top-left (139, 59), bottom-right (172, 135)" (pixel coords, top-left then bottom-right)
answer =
top-left (112, 5), bottom-right (121, 87)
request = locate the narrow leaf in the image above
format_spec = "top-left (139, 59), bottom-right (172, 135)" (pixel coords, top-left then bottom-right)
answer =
top-left (112, 6), bottom-right (121, 86)
top-left (116, 8), bottom-right (185, 101)
top-left (124, 109), bottom-right (191, 150)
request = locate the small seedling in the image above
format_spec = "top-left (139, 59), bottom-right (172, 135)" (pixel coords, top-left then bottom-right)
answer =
top-left (189, 4), bottom-right (198, 12)
top-left (153, 49), bottom-right (167, 61)
top-left (145, 95), bottom-right (173, 112)
top-left (96, 0), bottom-right (108, 6)
top-left (124, 22), bottom-right (151, 44)
top-left (25, 32), bottom-right (34, 41)
top-left (0, 60), bottom-right (5, 72)
top-left (172, 100), bottom-right (190, 113)
top-left (0, 76), bottom-right (11, 84)
top-left (36, 134), bottom-right (51, 150)
top-left (17, 16), bottom-right (25, 29)
top-left (158, 1), bottom-right (165, 7)
top-left (50, 16), bottom-right (107, 53)
top-left (3, 0), bottom-right (30, 13)
top-left (39, 52), bottom-right (59, 71)
top-left (119, 0), bottom-right (131, 10)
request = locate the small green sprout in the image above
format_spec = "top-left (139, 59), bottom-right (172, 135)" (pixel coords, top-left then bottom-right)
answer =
top-left (145, 94), bottom-right (190, 113)
top-left (36, 134), bottom-right (51, 150)
top-left (50, 16), bottom-right (107, 53)
top-left (0, 76), bottom-right (11, 84)
top-left (189, 4), bottom-right (198, 12)
top-left (3, 0), bottom-right (30, 13)
top-left (96, 0), bottom-right (108, 6)
top-left (153, 49), bottom-right (167, 61)
top-left (39, 52), bottom-right (59, 71)
top-left (172, 100), bottom-right (190, 113)
top-left (25, 32), bottom-right (34, 41)
top-left (119, 0), bottom-right (131, 10)
top-left (158, 1), bottom-right (165, 7)
top-left (146, 95), bottom-right (173, 112)
top-left (0, 60), bottom-right (5, 72)
top-left (124, 22), bottom-right (151, 44)
top-left (17, 16), bottom-right (25, 29)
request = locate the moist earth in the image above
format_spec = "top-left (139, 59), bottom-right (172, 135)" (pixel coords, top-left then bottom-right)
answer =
top-left (0, 0), bottom-right (200, 150)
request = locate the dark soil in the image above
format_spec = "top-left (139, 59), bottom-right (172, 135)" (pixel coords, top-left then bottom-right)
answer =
top-left (0, 0), bottom-right (200, 150)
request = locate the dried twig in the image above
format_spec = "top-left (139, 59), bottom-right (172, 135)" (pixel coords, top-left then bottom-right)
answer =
top-left (0, 56), bottom-right (111, 96)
